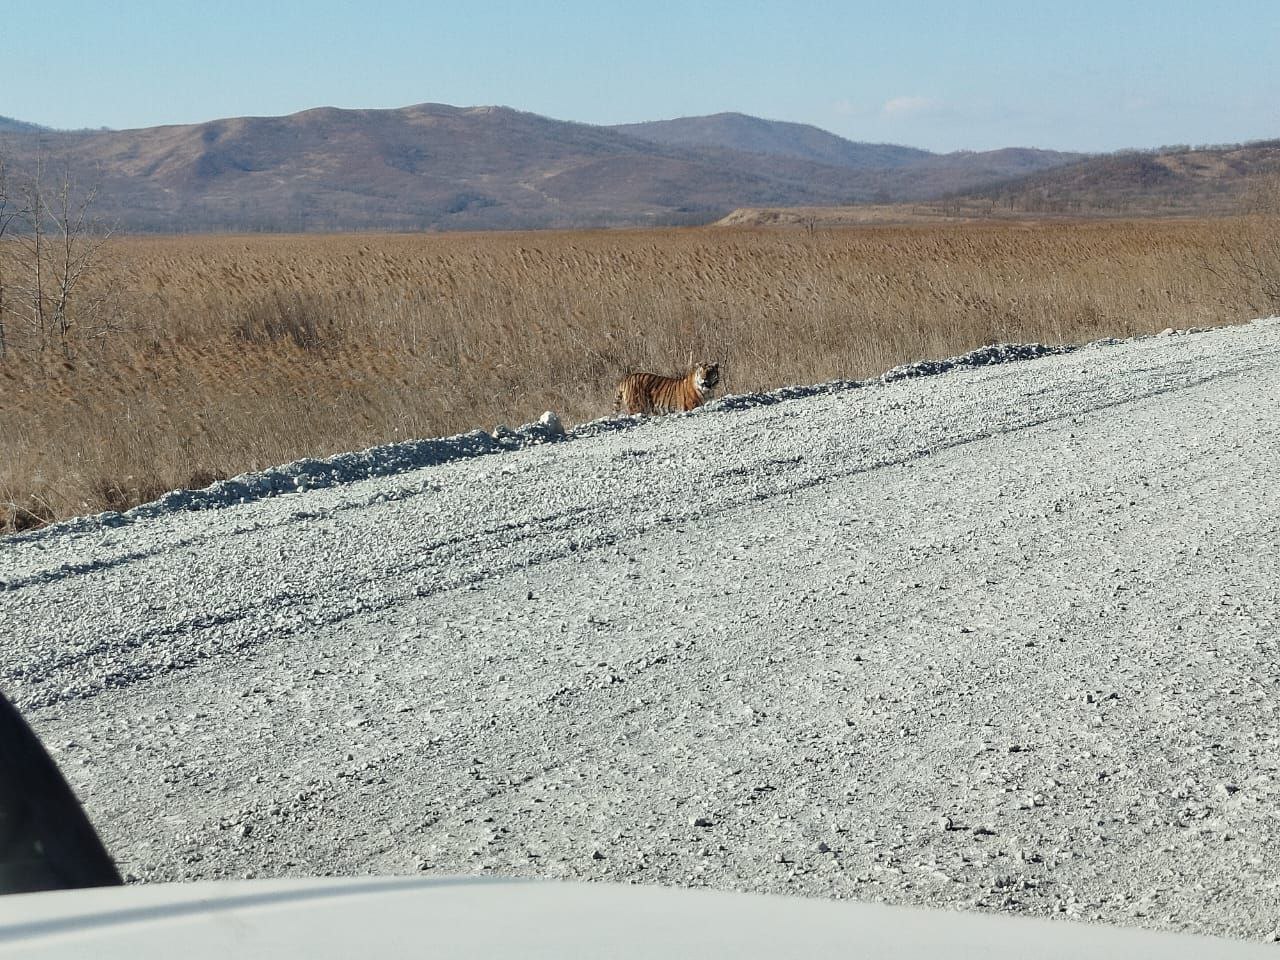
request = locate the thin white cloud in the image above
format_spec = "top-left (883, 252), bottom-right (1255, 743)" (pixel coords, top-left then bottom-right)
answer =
top-left (881, 96), bottom-right (944, 118)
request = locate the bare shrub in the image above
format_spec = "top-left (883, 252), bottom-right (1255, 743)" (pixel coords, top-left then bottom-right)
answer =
top-left (1198, 174), bottom-right (1280, 315)
top-left (0, 154), bottom-right (113, 360)
top-left (0, 495), bottom-right (56, 535)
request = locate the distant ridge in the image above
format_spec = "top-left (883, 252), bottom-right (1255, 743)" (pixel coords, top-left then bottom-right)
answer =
top-left (0, 115), bottom-right (48, 134)
top-left (955, 140), bottom-right (1280, 215)
top-left (0, 102), bottom-right (1083, 232)
top-left (715, 140), bottom-right (1280, 226)
top-left (612, 112), bottom-right (935, 170)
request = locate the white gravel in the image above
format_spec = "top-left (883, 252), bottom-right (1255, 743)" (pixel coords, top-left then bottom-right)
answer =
top-left (3, 318), bottom-right (1279, 941)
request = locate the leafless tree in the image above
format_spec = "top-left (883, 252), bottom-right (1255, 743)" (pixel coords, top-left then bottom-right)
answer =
top-left (1, 153), bottom-right (112, 359)
top-left (0, 156), bottom-right (17, 359)
top-left (1202, 172), bottom-right (1280, 316)
top-left (1238, 173), bottom-right (1280, 313)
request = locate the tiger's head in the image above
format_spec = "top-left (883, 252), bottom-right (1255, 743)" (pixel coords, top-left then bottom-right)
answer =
top-left (694, 361), bottom-right (721, 392)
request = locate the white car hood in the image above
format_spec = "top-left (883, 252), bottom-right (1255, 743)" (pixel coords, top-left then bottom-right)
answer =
top-left (0, 877), bottom-right (1271, 959)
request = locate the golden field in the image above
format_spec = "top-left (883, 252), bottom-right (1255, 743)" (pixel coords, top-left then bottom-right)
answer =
top-left (0, 219), bottom-right (1269, 531)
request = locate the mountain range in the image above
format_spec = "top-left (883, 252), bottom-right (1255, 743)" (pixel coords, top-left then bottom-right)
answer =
top-left (0, 104), bottom-right (1084, 231)
top-left (958, 140), bottom-right (1280, 216)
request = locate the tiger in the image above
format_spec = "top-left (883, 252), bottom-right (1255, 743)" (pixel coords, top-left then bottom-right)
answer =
top-left (615, 361), bottom-right (721, 415)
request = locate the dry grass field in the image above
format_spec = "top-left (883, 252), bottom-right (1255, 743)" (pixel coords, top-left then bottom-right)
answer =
top-left (0, 219), bottom-right (1270, 531)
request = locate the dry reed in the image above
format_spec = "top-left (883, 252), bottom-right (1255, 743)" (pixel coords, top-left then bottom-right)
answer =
top-left (0, 220), bottom-right (1264, 531)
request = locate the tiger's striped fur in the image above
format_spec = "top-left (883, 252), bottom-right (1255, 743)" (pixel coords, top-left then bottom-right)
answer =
top-left (615, 361), bottom-right (721, 415)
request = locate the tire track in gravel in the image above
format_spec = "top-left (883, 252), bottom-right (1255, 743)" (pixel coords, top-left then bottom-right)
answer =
top-left (2, 328), bottom-right (1264, 593)
top-left (6, 320), bottom-right (1280, 943)
top-left (5, 327), bottom-right (1279, 714)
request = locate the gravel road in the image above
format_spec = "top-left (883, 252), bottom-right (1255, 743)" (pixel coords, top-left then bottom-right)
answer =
top-left (3, 318), bottom-right (1279, 941)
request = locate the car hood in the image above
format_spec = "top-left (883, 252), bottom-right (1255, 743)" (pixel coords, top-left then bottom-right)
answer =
top-left (0, 876), bottom-right (1271, 958)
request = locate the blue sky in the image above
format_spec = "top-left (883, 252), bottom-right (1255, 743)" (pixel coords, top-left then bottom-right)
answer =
top-left (5, 1), bottom-right (1278, 152)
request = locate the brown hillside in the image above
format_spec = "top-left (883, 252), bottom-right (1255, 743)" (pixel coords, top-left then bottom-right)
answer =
top-left (960, 141), bottom-right (1280, 215)
top-left (0, 103), bottom-right (1081, 232)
